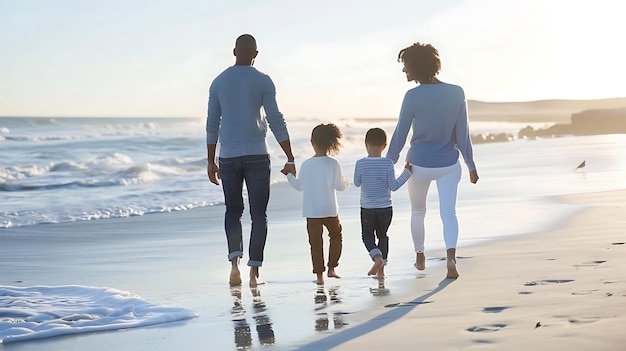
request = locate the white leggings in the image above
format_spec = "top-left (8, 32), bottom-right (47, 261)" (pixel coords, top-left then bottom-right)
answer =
top-left (408, 161), bottom-right (461, 253)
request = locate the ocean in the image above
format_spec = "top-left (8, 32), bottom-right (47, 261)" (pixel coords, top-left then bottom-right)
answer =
top-left (1, 116), bottom-right (624, 233)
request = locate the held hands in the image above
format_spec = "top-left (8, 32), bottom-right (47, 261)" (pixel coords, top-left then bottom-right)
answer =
top-left (469, 170), bottom-right (479, 184)
top-left (207, 162), bottom-right (220, 185)
top-left (404, 162), bottom-right (412, 173)
top-left (280, 162), bottom-right (296, 176)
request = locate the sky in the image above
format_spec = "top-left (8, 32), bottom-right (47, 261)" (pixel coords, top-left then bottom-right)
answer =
top-left (1, 0), bottom-right (625, 118)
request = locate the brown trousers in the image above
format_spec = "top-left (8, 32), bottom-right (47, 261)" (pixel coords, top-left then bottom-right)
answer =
top-left (306, 216), bottom-right (343, 273)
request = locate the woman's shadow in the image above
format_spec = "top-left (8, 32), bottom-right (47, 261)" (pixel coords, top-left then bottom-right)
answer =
top-left (230, 285), bottom-right (276, 348)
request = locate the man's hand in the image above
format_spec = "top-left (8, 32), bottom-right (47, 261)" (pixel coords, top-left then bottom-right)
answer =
top-left (404, 162), bottom-right (412, 173)
top-left (207, 162), bottom-right (220, 185)
top-left (469, 170), bottom-right (479, 184)
top-left (281, 163), bottom-right (296, 176)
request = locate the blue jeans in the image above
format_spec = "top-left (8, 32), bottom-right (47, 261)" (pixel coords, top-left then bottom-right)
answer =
top-left (360, 207), bottom-right (393, 262)
top-left (219, 154), bottom-right (271, 267)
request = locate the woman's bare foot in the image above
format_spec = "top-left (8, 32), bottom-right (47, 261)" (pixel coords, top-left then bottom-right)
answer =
top-left (315, 272), bottom-right (324, 285)
top-left (327, 267), bottom-right (341, 279)
top-left (414, 252), bottom-right (426, 270)
top-left (368, 256), bottom-right (384, 276)
top-left (446, 248), bottom-right (459, 279)
top-left (446, 259), bottom-right (459, 279)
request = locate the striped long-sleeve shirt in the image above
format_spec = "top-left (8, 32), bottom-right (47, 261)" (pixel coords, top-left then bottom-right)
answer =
top-left (354, 157), bottom-right (411, 209)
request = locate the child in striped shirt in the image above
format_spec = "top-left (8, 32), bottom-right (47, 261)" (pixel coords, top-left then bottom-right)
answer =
top-left (354, 128), bottom-right (411, 279)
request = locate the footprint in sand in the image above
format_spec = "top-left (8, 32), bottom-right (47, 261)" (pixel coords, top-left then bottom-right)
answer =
top-left (553, 315), bottom-right (600, 325)
top-left (466, 323), bottom-right (507, 332)
top-left (482, 306), bottom-right (510, 313)
top-left (384, 301), bottom-right (433, 308)
top-left (472, 339), bottom-right (494, 344)
top-left (574, 260), bottom-right (606, 268)
top-left (524, 279), bottom-right (574, 286)
top-left (568, 318), bottom-right (599, 324)
top-left (571, 289), bottom-right (599, 295)
top-left (434, 256), bottom-right (473, 261)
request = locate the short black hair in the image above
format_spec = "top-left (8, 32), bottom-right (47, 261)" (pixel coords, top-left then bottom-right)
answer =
top-left (365, 128), bottom-right (386, 146)
top-left (235, 34), bottom-right (257, 53)
top-left (398, 42), bottom-right (441, 83)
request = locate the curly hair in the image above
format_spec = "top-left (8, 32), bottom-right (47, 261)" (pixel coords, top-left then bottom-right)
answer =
top-left (311, 123), bottom-right (342, 155)
top-left (397, 42), bottom-right (441, 83)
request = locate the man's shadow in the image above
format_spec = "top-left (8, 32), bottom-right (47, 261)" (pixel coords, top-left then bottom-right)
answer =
top-left (230, 285), bottom-right (276, 349)
top-left (295, 278), bottom-right (454, 351)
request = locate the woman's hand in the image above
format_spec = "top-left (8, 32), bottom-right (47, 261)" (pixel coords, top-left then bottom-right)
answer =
top-left (469, 170), bottom-right (479, 184)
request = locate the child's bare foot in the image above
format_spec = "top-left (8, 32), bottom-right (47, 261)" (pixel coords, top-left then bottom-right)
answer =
top-left (446, 259), bottom-right (459, 279)
top-left (414, 252), bottom-right (426, 270)
top-left (249, 266), bottom-right (266, 287)
top-left (376, 265), bottom-right (385, 280)
top-left (229, 265), bottom-right (242, 286)
top-left (327, 267), bottom-right (341, 279)
top-left (314, 272), bottom-right (324, 285)
top-left (368, 256), bottom-right (384, 276)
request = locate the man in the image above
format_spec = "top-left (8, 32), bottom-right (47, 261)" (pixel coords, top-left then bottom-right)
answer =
top-left (206, 34), bottom-right (296, 286)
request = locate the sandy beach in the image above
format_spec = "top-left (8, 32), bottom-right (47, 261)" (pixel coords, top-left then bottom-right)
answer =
top-left (294, 190), bottom-right (626, 350)
top-left (2, 182), bottom-right (625, 350)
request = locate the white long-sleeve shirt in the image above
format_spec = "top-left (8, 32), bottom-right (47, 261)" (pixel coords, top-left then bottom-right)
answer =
top-left (287, 156), bottom-right (350, 218)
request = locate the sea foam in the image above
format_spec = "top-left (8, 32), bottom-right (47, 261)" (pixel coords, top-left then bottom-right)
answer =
top-left (0, 285), bottom-right (198, 344)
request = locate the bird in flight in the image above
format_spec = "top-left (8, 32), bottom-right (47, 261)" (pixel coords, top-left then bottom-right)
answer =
top-left (574, 160), bottom-right (586, 171)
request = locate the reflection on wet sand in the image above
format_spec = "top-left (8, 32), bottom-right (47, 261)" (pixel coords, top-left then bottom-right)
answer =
top-left (369, 279), bottom-right (390, 297)
top-left (230, 286), bottom-right (275, 349)
top-left (313, 285), bottom-right (347, 332)
top-left (251, 287), bottom-right (275, 345)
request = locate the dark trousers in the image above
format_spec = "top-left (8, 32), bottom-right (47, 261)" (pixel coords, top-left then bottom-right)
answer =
top-left (219, 154), bottom-right (271, 267)
top-left (360, 207), bottom-right (393, 261)
top-left (306, 216), bottom-right (343, 273)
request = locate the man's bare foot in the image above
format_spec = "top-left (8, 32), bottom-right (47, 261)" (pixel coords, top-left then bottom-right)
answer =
top-left (368, 256), bottom-right (384, 276)
top-left (249, 266), bottom-right (266, 287)
top-left (314, 272), bottom-right (324, 285)
top-left (327, 267), bottom-right (341, 279)
top-left (446, 259), bottom-right (459, 279)
top-left (229, 266), bottom-right (242, 286)
top-left (414, 252), bottom-right (426, 270)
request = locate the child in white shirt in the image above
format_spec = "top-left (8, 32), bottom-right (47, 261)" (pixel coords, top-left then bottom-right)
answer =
top-left (283, 123), bottom-right (350, 285)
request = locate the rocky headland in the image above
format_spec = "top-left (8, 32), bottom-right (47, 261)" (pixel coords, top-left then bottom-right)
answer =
top-left (471, 104), bottom-right (626, 144)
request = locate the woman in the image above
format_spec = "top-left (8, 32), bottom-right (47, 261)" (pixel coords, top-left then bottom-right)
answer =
top-left (386, 41), bottom-right (479, 279)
